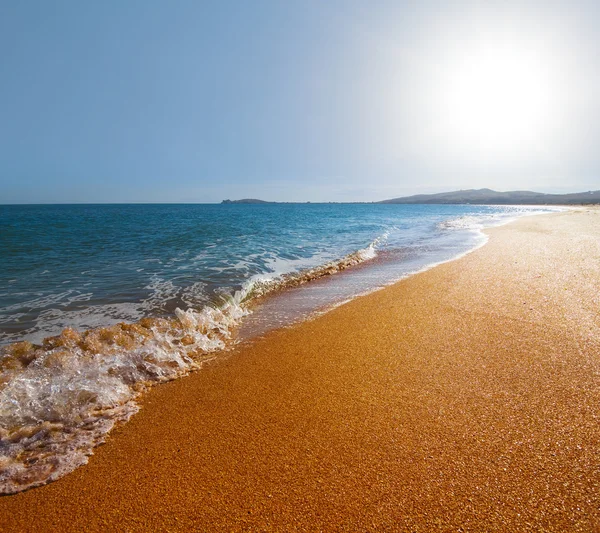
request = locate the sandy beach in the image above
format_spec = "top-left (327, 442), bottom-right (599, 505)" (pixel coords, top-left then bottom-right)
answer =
top-left (1, 208), bottom-right (599, 532)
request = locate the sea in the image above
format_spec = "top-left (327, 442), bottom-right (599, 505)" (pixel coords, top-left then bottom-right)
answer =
top-left (0, 202), bottom-right (560, 493)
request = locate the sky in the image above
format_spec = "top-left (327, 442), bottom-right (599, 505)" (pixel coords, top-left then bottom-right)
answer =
top-left (1, 0), bottom-right (599, 203)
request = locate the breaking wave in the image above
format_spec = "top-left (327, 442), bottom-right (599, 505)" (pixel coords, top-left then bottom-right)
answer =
top-left (0, 240), bottom-right (381, 494)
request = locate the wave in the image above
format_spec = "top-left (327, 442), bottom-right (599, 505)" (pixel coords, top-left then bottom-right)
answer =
top-left (0, 238), bottom-right (382, 494)
top-left (437, 206), bottom-right (566, 231)
top-left (242, 236), bottom-right (383, 301)
top-left (0, 277), bottom-right (213, 347)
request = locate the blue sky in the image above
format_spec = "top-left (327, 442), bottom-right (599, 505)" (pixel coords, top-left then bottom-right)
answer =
top-left (1, 1), bottom-right (599, 203)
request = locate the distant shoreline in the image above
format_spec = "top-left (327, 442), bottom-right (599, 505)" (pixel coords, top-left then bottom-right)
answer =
top-left (2, 186), bottom-right (600, 207)
top-left (222, 188), bottom-right (600, 205)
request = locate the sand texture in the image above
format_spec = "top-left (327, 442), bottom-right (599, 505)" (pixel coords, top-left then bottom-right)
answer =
top-left (1, 208), bottom-right (599, 532)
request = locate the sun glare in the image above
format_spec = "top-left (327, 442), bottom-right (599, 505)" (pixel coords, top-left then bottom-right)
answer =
top-left (405, 22), bottom-right (571, 168)
top-left (440, 42), bottom-right (553, 155)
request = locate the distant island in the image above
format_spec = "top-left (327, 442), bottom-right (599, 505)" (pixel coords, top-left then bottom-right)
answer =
top-left (222, 188), bottom-right (600, 205)
top-left (221, 199), bottom-right (274, 204)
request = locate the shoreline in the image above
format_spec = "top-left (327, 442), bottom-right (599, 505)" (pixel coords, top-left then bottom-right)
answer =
top-left (1, 204), bottom-right (558, 348)
top-left (238, 205), bottom-right (566, 342)
top-left (1, 208), bottom-right (599, 531)
top-left (0, 207), bottom-right (557, 494)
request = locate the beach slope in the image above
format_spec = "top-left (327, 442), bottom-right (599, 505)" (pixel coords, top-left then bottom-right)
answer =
top-left (1, 209), bottom-right (599, 532)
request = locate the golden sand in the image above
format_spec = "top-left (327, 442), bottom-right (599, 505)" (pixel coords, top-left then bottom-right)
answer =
top-left (1, 208), bottom-right (599, 532)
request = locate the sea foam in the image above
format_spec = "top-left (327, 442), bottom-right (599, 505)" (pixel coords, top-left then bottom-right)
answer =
top-left (0, 240), bottom-right (382, 494)
top-left (0, 296), bottom-right (246, 493)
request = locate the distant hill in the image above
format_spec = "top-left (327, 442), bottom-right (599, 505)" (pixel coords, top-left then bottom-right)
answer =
top-left (221, 189), bottom-right (600, 205)
top-left (378, 188), bottom-right (600, 205)
top-left (221, 198), bottom-right (273, 204)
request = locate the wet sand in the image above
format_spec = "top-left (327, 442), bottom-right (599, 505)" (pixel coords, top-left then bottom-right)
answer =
top-left (1, 208), bottom-right (599, 532)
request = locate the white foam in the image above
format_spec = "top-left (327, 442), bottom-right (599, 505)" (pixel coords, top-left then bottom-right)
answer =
top-left (437, 206), bottom-right (566, 231)
top-left (0, 234), bottom-right (386, 494)
top-left (0, 296), bottom-right (248, 494)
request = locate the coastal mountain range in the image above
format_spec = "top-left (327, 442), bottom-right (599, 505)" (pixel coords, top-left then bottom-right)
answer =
top-left (222, 188), bottom-right (600, 205)
top-left (378, 188), bottom-right (600, 204)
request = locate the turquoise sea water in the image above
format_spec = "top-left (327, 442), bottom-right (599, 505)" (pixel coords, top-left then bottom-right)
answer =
top-left (0, 203), bottom-right (556, 344)
top-left (0, 202), bottom-right (558, 493)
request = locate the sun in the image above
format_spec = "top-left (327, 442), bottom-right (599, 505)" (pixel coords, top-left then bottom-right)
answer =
top-left (408, 26), bottom-right (568, 167)
top-left (439, 41), bottom-right (554, 157)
